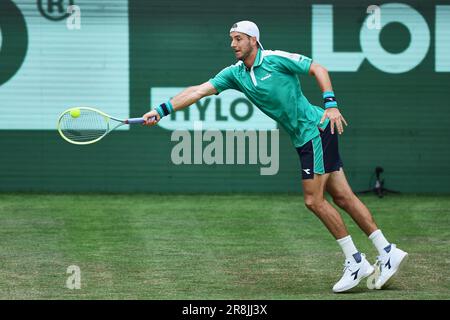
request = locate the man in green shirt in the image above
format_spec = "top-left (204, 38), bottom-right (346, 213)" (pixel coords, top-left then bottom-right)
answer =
top-left (142, 20), bottom-right (408, 293)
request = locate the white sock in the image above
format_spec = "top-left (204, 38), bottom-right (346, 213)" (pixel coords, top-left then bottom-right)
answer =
top-left (336, 235), bottom-right (359, 261)
top-left (369, 229), bottom-right (390, 255)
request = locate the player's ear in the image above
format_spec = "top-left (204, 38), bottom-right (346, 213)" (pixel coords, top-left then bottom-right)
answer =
top-left (253, 36), bottom-right (258, 47)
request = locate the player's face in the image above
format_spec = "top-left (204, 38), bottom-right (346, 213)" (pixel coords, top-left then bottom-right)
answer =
top-left (230, 32), bottom-right (255, 61)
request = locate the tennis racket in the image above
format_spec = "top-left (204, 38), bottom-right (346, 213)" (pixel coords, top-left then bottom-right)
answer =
top-left (57, 107), bottom-right (156, 145)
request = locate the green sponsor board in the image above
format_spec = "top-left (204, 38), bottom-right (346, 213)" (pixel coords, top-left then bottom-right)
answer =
top-left (0, 0), bottom-right (449, 193)
top-left (151, 88), bottom-right (277, 130)
top-left (313, 4), bottom-right (450, 73)
top-left (0, 0), bottom-right (130, 130)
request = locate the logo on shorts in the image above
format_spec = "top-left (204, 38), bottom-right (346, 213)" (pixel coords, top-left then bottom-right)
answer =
top-left (303, 169), bottom-right (311, 175)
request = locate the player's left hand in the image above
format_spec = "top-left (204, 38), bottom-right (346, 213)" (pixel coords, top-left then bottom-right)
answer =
top-left (320, 108), bottom-right (348, 135)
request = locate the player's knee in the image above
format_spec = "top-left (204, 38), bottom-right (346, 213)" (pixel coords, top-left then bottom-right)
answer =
top-left (332, 193), bottom-right (354, 209)
top-left (304, 195), bottom-right (323, 212)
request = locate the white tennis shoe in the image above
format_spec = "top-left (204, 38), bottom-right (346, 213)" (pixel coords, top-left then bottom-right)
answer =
top-left (333, 253), bottom-right (375, 293)
top-left (368, 244), bottom-right (408, 290)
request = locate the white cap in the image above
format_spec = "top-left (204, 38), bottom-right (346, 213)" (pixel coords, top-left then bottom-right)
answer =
top-left (229, 20), bottom-right (264, 50)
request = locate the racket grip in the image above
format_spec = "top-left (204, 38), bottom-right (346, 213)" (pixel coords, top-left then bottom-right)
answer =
top-left (126, 116), bottom-right (156, 124)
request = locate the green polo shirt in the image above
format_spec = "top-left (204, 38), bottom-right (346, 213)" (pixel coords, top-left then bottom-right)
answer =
top-left (209, 48), bottom-right (329, 148)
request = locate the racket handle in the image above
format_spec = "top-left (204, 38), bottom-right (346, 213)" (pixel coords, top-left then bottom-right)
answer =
top-left (126, 116), bottom-right (157, 124)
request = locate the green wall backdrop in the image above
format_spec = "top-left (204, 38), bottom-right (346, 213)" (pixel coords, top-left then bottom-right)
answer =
top-left (1, 0), bottom-right (449, 193)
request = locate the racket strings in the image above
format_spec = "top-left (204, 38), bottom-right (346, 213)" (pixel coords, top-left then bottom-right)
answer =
top-left (59, 110), bottom-right (114, 143)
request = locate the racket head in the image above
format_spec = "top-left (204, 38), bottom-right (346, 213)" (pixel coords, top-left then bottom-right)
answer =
top-left (57, 107), bottom-right (121, 145)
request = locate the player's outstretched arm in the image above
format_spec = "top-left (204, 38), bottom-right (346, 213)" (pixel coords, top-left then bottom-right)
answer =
top-left (309, 62), bottom-right (348, 135)
top-left (142, 81), bottom-right (218, 126)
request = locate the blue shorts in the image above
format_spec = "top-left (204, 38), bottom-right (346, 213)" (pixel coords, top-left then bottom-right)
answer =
top-left (296, 123), bottom-right (344, 180)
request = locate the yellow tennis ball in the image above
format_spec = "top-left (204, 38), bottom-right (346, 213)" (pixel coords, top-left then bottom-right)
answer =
top-left (70, 108), bottom-right (81, 118)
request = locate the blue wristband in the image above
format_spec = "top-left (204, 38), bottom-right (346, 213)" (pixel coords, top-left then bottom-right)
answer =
top-left (323, 91), bottom-right (338, 108)
top-left (155, 101), bottom-right (174, 118)
top-left (154, 106), bottom-right (164, 118)
top-left (166, 100), bottom-right (174, 113)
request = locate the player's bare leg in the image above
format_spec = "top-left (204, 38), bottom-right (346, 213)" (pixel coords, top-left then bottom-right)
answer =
top-left (302, 173), bottom-right (374, 292)
top-left (325, 168), bottom-right (408, 289)
top-left (325, 168), bottom-right (378, 236)
top-left (302, 172), bottom-right (348, 239)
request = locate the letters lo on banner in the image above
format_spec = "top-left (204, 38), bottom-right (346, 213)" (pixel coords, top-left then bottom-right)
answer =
top-left (151, 88), bottom-right (277, 131)
top-left (312, 3), bottom-right (450, 73)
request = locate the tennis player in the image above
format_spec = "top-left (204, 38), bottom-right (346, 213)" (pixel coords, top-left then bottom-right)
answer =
top-left (142, 21), bottom-right (408, 292)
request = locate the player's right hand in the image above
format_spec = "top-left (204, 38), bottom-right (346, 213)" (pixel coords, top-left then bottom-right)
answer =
top-left (142, 109), bottom-right (160, 126)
